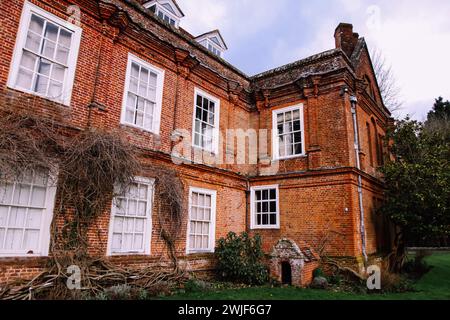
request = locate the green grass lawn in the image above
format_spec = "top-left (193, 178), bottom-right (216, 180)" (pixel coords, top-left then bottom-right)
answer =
top-left (163, 253), bottom-right (450, 300)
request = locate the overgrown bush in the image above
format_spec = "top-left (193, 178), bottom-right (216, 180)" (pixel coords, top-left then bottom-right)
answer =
top-left (216, 232), bottom-right (268, 285)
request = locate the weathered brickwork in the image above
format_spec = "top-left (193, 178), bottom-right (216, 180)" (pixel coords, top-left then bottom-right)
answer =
top-left (0, 0), bottom-right (391, 286)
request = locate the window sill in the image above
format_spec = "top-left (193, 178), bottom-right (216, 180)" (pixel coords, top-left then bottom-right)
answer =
top-left (120, 122), bottom-right (160, 136)
top-left (273, 154), bottom-right (307, 161)
top-left (186, 249), bottom-right (215, 255)
top-left (250, 226), bottom-right (280, 230)
top-left (7, 85), bottom-right (70, 107)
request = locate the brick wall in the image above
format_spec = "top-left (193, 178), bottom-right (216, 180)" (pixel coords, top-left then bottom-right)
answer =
top-left (0, 0), bottom-right (391, 286)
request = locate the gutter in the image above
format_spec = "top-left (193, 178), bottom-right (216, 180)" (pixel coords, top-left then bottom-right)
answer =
top-left (349, 95), bottom-right (368, 264)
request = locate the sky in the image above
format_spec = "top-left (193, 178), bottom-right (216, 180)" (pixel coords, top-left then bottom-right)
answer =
top-left (177, 0), bottom-right (450, 120)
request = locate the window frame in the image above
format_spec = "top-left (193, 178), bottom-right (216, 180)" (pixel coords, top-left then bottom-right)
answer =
top-left (191, 88), bottom-right (221, 155)
top-left (250, 185), bottom-right (280, 230)
top-left (120, 53), bottom-right (165, 135)
top-left (0, 170), bottom-right (57, 257)
top-left (272, 104), bottom-right (306, 160)
top-left (106, 176), bottom-right (155, 256)
top-left (7, 1), bottom-right (82, 106)
top-left (186, 187), bottom-right (217, 254)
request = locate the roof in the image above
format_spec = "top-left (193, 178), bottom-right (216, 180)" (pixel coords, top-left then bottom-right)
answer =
top-left (194, 29), bottom-right (228, 50)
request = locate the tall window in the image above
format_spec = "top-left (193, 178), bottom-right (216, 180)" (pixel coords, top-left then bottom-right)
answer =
top-left (250, 185), bottom-right (280, 229)
top-left (366, 122), bottom-right (374, 166)
top-left (108, 177), bottom-right (154, 255)
top-left (121, 54), bottom-right (164, 134)
top-left (0, 169), bottom-right (57, 257)
top-left (272, 105), bottom-right (305, 159)
top-left (192, 88), bottom-right (220, 154)
top-left (8, 1), bottom-right (82, 105)
top-left (187, 187), bottom-right (216, 253)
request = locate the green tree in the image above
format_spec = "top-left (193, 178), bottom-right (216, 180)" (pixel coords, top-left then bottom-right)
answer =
top-left (380, 102), bottom-right (450, 272)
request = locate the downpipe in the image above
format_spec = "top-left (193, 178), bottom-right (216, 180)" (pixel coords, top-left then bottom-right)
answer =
top-left (350, 95), bottom-right (368, 265)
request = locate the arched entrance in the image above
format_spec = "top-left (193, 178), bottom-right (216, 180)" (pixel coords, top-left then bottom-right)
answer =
top-left (281, 261), bottom-right (292, 285)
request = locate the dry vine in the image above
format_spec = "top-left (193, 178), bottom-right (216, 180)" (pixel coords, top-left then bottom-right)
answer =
top-left (0, 111), bottom-right (187, 300)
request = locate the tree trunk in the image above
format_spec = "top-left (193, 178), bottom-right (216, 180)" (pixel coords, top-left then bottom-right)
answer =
top-left (388, 232), bottom-right (406, 272)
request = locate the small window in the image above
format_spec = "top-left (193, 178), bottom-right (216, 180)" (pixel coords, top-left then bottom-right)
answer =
top-left (192, 88), bottom-right (220, 154)
top-left (8, 2), bottom-right (82, 106)
top-left (0, 169), bottom-right (57, 257)
top-left (250, 185), bottom-right (280, 229)
top-left (187, 187), bottom-right (216, 254)
top-left (272, 105), bottom-right (305, 160)
top-left (107, 177), bottom-right (154, 255)
top-left (121, 54), bottom-right (164, 134)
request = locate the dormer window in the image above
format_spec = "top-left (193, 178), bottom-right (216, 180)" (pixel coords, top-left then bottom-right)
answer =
top-left (143, 0), bottom-right (184, 28)
top-left (195, 30), bottom-right (228, 58)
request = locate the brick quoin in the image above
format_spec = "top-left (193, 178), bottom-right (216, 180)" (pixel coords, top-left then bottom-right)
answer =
top-left (0, 1), bottom-right (392, 286)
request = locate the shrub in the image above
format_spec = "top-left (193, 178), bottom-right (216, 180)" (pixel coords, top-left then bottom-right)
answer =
top-left (313, 268), bottom-right (325, 278)
top-left (216, 232), bottom-right (268, 285)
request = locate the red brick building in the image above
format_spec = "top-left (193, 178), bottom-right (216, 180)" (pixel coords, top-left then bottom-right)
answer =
top-left (0, 0), bottom-right (392, 286)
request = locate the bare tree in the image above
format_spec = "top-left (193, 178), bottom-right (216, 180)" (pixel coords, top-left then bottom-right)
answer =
top-left (371, 49), bottom-right (403, 114)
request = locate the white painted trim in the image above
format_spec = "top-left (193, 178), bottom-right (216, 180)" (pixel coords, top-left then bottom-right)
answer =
top-left (106, 177), bottom-right (155, 256)
top-left (0, 170), bottom-right (58, 257)
top-left (120, 53), bottom-right (165, 135)
top-left (143, 1), bottom-right (182, 28)
top-left (186, 187), bottom-right (217, 254)
top-left (250, 184), bottom-right (280, 230)
top-left (7, 1), bottom-right (82, 106)
top-left (272, 104), bottom-right (306, 160)
top-left (192, 87), bottom-right (221, 155)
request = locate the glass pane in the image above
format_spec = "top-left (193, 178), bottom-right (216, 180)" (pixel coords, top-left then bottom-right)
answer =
top-left (48, 80), bottom-right (62, 98)
top-left (25, 31), bottom-right (41, 52)
top-left (16, 68), bottom-right (34, 90)
top-left (257, 214), bottom-right (261, 225)
top-left (137, 201), bottom-right (146, 216)
top-left (269, 189), bottom-right (276, 200)
top-left (140, 67), bottom-right (149, 83)
top-left (127, 93), bottom-right (136, 108)
top-left (42, 39), bottom-right (56, 59)
top-left (27, 209), bottom-right (42, 229)
top-left (204, 209), bottom-right (211, 221)
top-left (37, 59), bottom-right (51, 76)
top-left (294, 143), bottom-right (302, 155)
top-left (189, 235), bottom-right (195, 249)
top-left (294, 131), bottom-right (302, 143)
top-left (148, 88), bottom-right (156, 101)
top-left (35, 75), bottom-right (49, 94)
top-left (293, 120), bottom-right (301, 132)
top-left (202, 235), bottom-right (209, 249)
top-left (5, 228), bottom-right (23, 250)
top-left (13, 184), bottom-right (31, 205)
top-left (124, 233), bottom-right (133, 250)
top-left (128, 200), bottom-right (137, 216)
top-left (204, 195), bottom-right (211, 208)
top-left (270, 214), bottom-right (277, 225)
top-left (284, 122), bottom-right (293, 133)
top-left (131, 63), bottom-right (139, 78)
top-left (195, 235), bottom-right (202, 249)
top-left (129, 77), bottom-right (138, 93)
top-left (262, 189), bottom-right (268, 200)
top-left (195, 222), bottom-right (202, 233)
top-left (285, 111), bottom-right (292, 121)
top-left (0, 228), bottom-right (4, 247)
top-left (138, 83), bottom-right (147, 97)
top-left (201, 222), bottom-right (209, 234)
top-left (113, 217), bottom-right (123, 232)
top-left (135, 112), bottom-right (144, 126)
top-left (55, 45), bottom-right (69, 65)
top-left (133, 234), bottom-right (143, 250)
top-left (262, 202), bottom-right (268, 213)
top-left (124, 219), bottom-right (134, 233)
top-left (30, 186), bottom-right (46, 207)
top-left (262, 214), bottom-right (268, 225)
top-left (270, 201), bottom-right (276, 212)
top-left (58, 29), bottom-right (72, 47)
top-left (51, 64), bottom-right (65, 82)
top-left (192, 192), bottom-right (199, 206)
top-left (293, 109), bottom-right (300, 120)
top-left (139, 185), bottom-right (148, 200)
top-left (0, 184), bottom-right (13, 205)
top-left (277, 113), bottom-right (283, 124)
top-left (29, 15), bottom-right (45, 34)
top-left (190, 207), bottom-right (197, 220)
top-left (125, 109), bottom-right (134, 123)
top-left (23, 230), bottom-right (40, 251)
top-left (20, 51), bottom-right (37, 70)
top-left (198, 194), bottom-right (205, 206)
top-left (135, 219), bottom-right (144, 233)
top-left (256, 202), bottom-right (261, 213)
top-left (112, 233), bottom-right (122, 250)
top-left (149, 72), bottom-right (157, 87)
top-left (44, 23), bottom-right (58, 41)
top-left (197, 208), bottom-right (204, 221)
top-left (0, 206), bottom-right (8, 226)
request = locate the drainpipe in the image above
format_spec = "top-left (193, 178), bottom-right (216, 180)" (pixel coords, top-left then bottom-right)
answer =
top-left (349, 95), bottom-right (368, 264)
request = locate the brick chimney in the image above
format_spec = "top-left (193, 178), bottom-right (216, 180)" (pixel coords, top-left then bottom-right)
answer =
top-left (334, 23), bottom-right (359, 58)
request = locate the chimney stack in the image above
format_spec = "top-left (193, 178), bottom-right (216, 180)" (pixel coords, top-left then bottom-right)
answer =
top-left (334, 23), bottom-right (359, 58)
